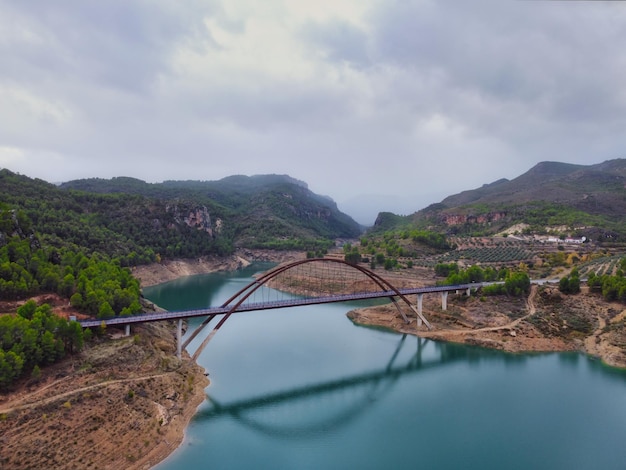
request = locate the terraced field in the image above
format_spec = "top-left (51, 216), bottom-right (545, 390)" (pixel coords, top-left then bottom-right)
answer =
top-left (578, 255), bottom-right (623, 277)
top-left (437, 246), bottom-right (534, 264)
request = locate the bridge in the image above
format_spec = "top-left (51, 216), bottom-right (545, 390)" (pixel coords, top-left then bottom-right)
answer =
top-left (78, 258), bottom-right (508, 360)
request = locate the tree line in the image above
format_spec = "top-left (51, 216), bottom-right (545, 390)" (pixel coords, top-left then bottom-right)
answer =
top-left (0, 301), bottom-right (87, 389)
top-left (436, 263), bottom-right (531, 297)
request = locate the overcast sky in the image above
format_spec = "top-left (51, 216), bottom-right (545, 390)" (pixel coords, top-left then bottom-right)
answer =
top-left (1, 1), bottom-right (625, 224)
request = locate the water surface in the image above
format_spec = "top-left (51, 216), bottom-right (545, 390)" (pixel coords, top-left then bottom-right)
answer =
top-left (145, 265), bottom-right (626, 470)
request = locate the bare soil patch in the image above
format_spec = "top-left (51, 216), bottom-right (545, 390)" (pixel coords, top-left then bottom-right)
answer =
top-left (0, 321), bottom-right (209, 470)
top-left (132, 249), bottom-right (305, 287)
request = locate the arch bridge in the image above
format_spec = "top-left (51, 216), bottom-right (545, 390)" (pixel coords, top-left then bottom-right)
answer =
top-left (80, 258), bottom-right (481, 360)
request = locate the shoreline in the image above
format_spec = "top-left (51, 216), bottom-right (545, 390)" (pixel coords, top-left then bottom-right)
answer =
top-left (135, 367), bottom-right (209, 470)
top-left (346, 285), bottom-right (626, 370)
top-left (132, 249), bottom-right (305, 288)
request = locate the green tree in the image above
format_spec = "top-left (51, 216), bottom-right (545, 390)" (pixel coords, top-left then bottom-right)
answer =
top-left (559, 270), bottom-right (580, 294)
top-left (98, 301), bottom-right (115, 319)
top-left (0, 350), bottom-right (24, 388)
top-left (466, 266), bottom-right (485, 283)
top-left (504, 272), bottom-right (530, 296)
top-left (70, 292), bottom-right (84, 309)
top-left (17, 299), bottom-right (38, 320)
top-left (59, 320), bottom-right (84, 354)
top-left (40, 330), bottom-right (60, 364)
top-left (435, 263), bottom-right (458, 277)
top-left (344, 251), bottom-right (361, 264)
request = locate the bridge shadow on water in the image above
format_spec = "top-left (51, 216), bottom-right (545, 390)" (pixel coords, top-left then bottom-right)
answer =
top-left (195, 336), bottom-right (528, 439)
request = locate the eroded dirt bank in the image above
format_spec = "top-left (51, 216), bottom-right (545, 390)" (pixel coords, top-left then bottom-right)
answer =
top-left (132, 249), bottom-right (305, 288)
top-left (0, 321), bottom-right (209, 470)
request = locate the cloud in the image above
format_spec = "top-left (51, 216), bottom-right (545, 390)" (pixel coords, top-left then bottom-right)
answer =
top-left (369, 0), bottom-right (626, 141)
top-left (1, 0), bottom-right (625, 223)
top-left (2, 1), bottom-right (217, 91)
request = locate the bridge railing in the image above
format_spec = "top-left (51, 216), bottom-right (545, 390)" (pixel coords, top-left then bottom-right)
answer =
top-left (78, 281), bottom-right (493, 328)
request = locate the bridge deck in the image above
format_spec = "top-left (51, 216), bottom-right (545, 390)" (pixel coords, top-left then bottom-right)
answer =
top-left (78, 282), bottom-right (498, 328)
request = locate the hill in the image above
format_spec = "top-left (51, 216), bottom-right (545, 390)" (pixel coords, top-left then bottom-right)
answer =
top-left (0, 170), bottom-right (362, 264)
top-left (371, 159), bottom-right (626, 242)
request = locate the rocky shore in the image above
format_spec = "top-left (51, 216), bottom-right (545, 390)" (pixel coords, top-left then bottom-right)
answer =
top-left (347, 285), bottom-right (626, 369)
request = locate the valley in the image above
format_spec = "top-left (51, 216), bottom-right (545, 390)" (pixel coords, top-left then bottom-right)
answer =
top-left (1, 159), bottom-right (626, 468)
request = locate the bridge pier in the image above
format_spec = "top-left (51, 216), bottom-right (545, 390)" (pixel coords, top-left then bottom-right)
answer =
top-left (416, 294), bottom-right (423, 327)
top-left (467, 287), bottom-right (471, 296)
top-left (441, 291), bottom-right (448, 311)
top-left (125, 324), bottom-right (130, 337)
top-left (177, 319), bottom-right (182, 360)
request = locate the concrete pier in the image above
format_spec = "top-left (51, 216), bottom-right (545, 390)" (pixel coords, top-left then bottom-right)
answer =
top-left (416, 294), bottom-right (423, 326)
top-left (441, 291), bottom-right (448, 311)
top-left (177, 319), bottom-right (182, 359)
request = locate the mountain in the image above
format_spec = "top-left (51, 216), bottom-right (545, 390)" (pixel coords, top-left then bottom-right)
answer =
top-left (371, 159), bottom-right (626, 242)
top-left (0, 170), bottom-right (361, 264)
top-left (59, 173), bottom-right (361, 244)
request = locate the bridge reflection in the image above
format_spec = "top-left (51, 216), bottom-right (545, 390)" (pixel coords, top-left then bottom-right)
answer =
top-left (195, 337), bottom-right (526, 438)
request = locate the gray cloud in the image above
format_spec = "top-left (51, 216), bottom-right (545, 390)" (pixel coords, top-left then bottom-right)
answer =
top-left (2, 1), bottom-right (216, 92)
top-left (300, 18), bottom-right (371, 67)
top-left (1, 0), bottom-right (625, 224)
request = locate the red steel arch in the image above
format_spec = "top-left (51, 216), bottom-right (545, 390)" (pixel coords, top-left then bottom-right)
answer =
top-left (191, 258), bottom-right (426, 360)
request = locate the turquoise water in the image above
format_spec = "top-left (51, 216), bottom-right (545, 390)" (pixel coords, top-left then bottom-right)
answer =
top-left (145, 265), bottom-right (626, 470)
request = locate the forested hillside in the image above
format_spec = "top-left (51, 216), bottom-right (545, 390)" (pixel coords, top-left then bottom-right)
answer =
top-left (60, 173), bottom-right (361, 251)
top-left (1, 170), bottom-right (361, 264)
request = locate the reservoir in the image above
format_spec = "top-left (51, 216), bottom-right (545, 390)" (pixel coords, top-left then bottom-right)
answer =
top-left (145, 264), bottom-right (626, 470)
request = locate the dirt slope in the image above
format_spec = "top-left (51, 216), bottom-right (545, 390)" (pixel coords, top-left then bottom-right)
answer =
top-left (0, 322), bottom-right (209, 470)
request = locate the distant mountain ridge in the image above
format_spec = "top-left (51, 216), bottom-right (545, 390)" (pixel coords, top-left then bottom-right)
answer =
top-left (59, 173), bottom-right (359, 243)
top-left (374, 159), bottom-right (626, 241)
top-left (0, 170), bottom-right (361, 264)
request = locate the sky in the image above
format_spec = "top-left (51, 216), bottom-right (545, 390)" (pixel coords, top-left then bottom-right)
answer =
top-left (1, 1), bottom-right (625, 224)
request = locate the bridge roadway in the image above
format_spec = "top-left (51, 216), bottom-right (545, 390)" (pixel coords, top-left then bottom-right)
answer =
top-left (78, 282), bottom-right (488, 329)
